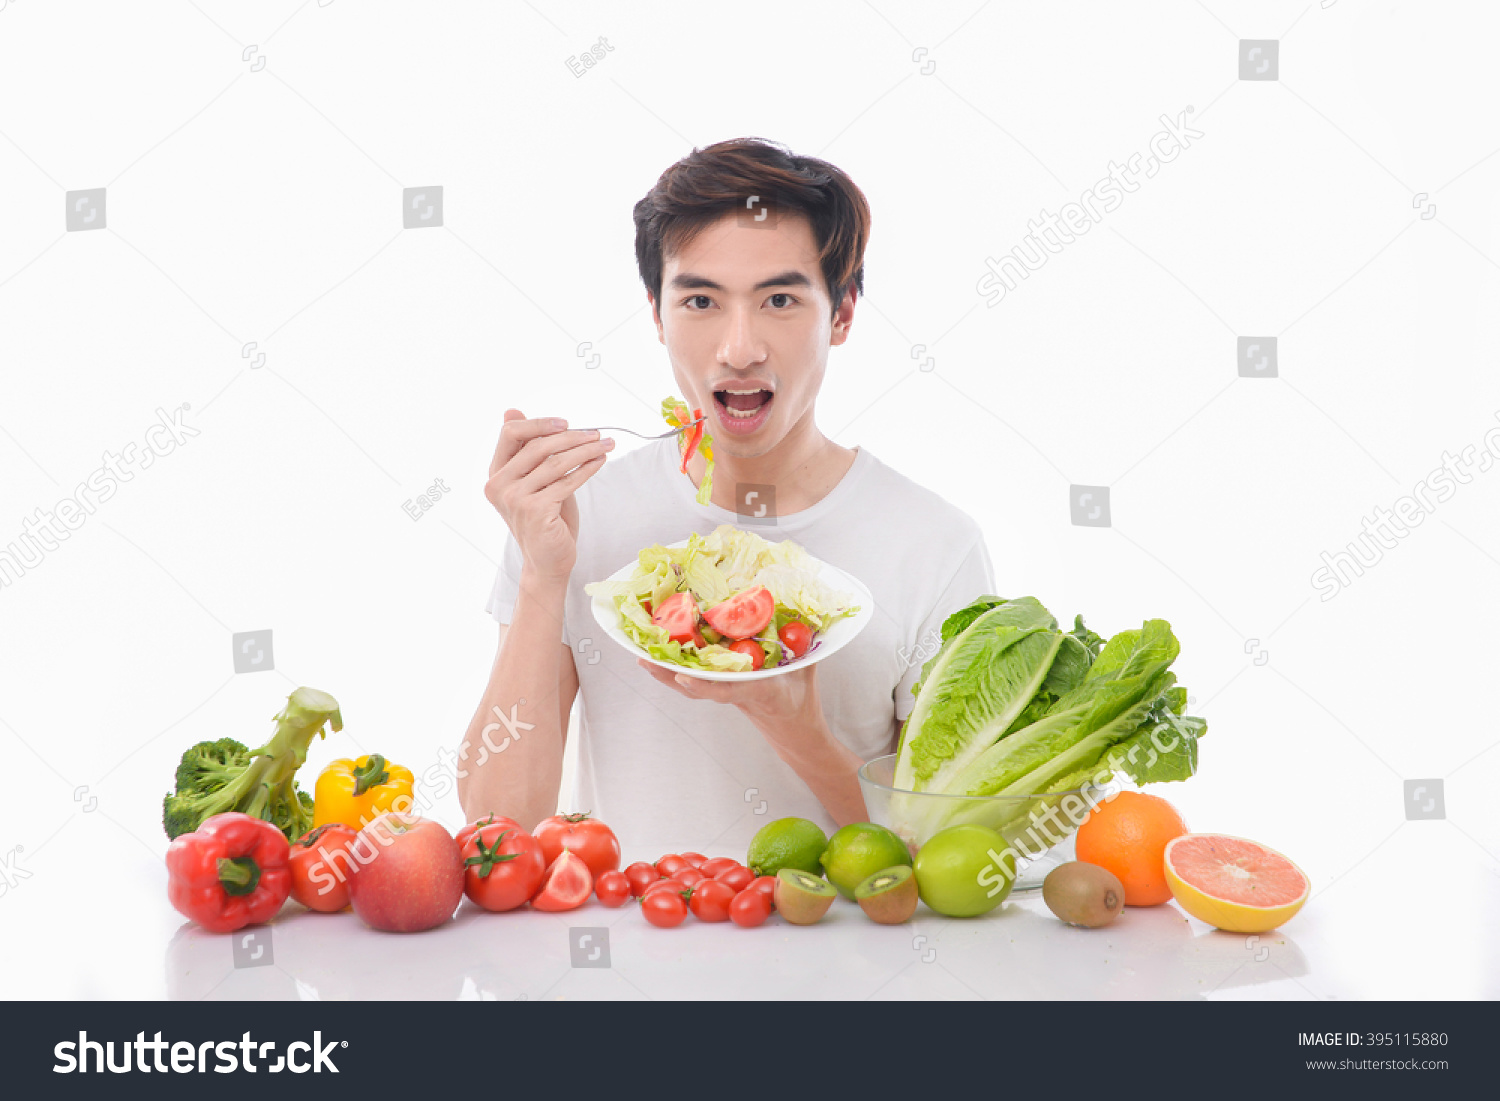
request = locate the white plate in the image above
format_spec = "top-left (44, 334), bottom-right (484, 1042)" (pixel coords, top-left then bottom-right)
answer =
top-left (588, 539), bottom-right (875, 681)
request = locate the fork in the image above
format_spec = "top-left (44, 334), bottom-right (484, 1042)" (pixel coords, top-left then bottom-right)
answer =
top-left (572, 415), bottom-right (704, 440)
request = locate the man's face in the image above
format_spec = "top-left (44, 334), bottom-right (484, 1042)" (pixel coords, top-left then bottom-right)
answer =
top-left (651, 211), bottom-right (854, 459)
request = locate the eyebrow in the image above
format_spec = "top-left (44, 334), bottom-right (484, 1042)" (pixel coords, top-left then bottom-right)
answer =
top-left (667, 270), bottom-right (814, 293)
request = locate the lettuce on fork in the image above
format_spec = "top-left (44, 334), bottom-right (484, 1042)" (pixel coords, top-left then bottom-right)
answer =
top-left (586, 525), bottom-right (860, 672)
top-left (891, 595), bottom-right (1206, 842)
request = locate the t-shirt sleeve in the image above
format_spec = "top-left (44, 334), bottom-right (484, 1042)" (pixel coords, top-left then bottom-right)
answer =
top-left (484, 533), bottom-right (525, 626)
top-left (893, 532), bottom-right (996, 722)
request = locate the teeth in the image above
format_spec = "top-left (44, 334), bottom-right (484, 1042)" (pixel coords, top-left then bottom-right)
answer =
top-left (719, 388), bottom-right (768, 395)
top-left (724, 406), bottom-right (761, 418)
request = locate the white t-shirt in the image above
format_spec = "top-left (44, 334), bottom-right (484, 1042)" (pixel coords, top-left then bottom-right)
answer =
top-left (485, 438), bottom-right (994, 855)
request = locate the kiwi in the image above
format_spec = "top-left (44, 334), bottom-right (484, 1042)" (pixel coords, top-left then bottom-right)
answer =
top-left (854, 865), bottom-right (919, 924)
top-left (1042, 861), bottom-right (1125, 928)
top-left (773, 868), bottom-right (837, 925)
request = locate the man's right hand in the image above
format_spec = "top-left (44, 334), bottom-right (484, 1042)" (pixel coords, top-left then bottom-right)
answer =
top-left (484, 410), bottom-right (614, 582)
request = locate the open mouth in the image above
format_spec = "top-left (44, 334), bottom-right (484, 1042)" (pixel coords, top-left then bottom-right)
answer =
top-left (714, 387), bottom-right (774, 423)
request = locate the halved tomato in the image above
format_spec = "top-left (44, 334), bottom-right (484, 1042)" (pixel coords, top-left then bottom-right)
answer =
top-left (703, 586), bottom-right (775, 640)
top-left (531, 850), bottom-right (594, 912)
top-left (651, 592), bottom-right (701, 645)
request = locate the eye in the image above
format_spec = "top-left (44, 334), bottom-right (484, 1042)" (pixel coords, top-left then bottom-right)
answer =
top-left (683, 295), bottom-right (714, 310)
top-left (767, 293), bottom-right (795, 309)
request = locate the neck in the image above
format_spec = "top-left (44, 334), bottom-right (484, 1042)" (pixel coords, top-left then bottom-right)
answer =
top-left (693, 406), bottom-right (855, 515)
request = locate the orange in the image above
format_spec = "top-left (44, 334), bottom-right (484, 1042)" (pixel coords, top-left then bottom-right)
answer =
top-left (1074, 790), bottom-right (1186, 905)
top-left (1163, 834), bottom-right (1309, 933)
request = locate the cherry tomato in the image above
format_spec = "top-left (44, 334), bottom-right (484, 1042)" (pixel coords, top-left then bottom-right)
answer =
top-left (595, 870), bottom-right (631, 908)
top-left (778, 620), bottom-right (813, 659)
top-left (727, 639), bottom-right (766, 671)
top-left (656, 854), bottom-right (689, 878)
top-left (288, 823), bottom-right (359, 912)
top-left (454, 814), bottom-right (524, 852)
top-left (643, 890), bottom-right (689, 928)
top-left (751, 875), bottom-right (778, 907)
top-left (675, 867), bottom-right (707, 887)
top-left (651, 593), bottom-right (701, 645)
top-left (730, 888), bottom-right (773, 927)
top-left (716, 865), bottom-right (755, 893)
top-left (624, 861), bottom-right (659, 897)
top-left (461, 823), bottom-right (547, 913)
top-left (703, 586), bottom-right (775, 640)
top-left (644, 878), bottom-right (688, 899)
top-left (532, 813), bottom-right (621, 880)
top-left (689, 879), bottom-right (736, 922)
top-left (680, 852), bottom-right (707, 869)
top-left (699, 857), bottom-right (741, 878)
top-left (531, 851), bottom-right (593, 912)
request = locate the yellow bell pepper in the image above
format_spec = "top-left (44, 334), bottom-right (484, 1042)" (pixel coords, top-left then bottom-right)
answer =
top-left (313, 754), bottom-right (414, 829)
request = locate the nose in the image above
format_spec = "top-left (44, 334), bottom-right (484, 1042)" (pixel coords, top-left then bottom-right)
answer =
top-left (717, 305), bottom-right (767, 372)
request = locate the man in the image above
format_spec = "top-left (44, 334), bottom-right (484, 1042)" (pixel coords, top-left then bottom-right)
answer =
top-left (458, 137), bottom-right (993, 855)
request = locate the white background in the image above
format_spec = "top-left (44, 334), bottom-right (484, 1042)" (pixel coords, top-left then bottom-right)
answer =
top-left (1, 0), bottom-right (1497, 1000)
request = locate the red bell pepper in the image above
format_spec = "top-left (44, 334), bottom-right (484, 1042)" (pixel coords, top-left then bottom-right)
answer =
top-left (166, 811), bottom-right (292, 933)
top-left (679, 409), bottom-right (705, 474)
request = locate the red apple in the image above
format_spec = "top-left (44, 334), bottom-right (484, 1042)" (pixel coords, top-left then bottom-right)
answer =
top-left (347, 813), bottom-right (464, 933)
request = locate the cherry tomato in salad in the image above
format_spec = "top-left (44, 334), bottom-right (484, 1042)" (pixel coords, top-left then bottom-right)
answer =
top-left (595, 870), bottom-right (631, 908)
top-left (727, 639), bottom-right (766, 670)
top-left (624, 861), bottom-right (659, 897)
top-left (655, 854), bottom-right (689, 878)
top-left (680, 852), bottom-right (707, 868)
top-left (778, 620), bottom-right (813, 660)
top-left (689, 878), bottom-right (736, 922)
top-left (703, 586), bottom-right (775, 640)
top-left (651, 593), bottom-right (701, 645)
top-left (730, 887), bottom-right (773, 927)
top-left (642, 890), bottom-right (688, 928)
top-left (699, 856), bottom-right (741, 878)
top-left (715, 865), bottom-right (756, 893)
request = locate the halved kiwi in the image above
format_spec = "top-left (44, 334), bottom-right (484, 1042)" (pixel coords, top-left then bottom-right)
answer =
top-left (854, 865), bottom-right (919, 924)
top-left (773, 868), bottom-right (836, 925)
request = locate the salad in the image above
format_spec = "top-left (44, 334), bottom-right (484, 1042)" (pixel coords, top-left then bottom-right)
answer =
top-left (585, 525), bottom-right (861, 672)
top-left (662, 395), bottom-right (713, 505)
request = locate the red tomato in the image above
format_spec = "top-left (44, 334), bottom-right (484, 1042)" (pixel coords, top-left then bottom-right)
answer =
top-left (644, 878), bottom-right (688, 899)
top-left (751, 875), bottom-right (778, 906)
top-left (531, 851), bottom-right (594, 912)
top-left (703, 586), bottom-right (775, 640)
top-left (595, 870), bottom-right (630, 908)
top-left (461, 823), bottom-right (547, 913)
top-left (675, 868), bottom-right (706, 887)
top-left (624, 861), bottom-right (659, 897)
top-left (288, 823), bottom-right (359, 912)
top-left (656, 854), bottom-right (689, 878)
top-left (699, 857), bottom-right (741, 878)
top-left (455, 814), bottom-right (524, 852)
top-left (730, 888), bottom-right (773, 927)
top-left (727, 639), bottom-right (766, 670)
top-left (680, 852), bottom-right (707, 868)
top-left (532, 813), bottom-right (621, 880)
top-left (716, 865), bottom-right (756, 893)
top-left (641, 598), bottom-right (653, 616)
top-left (642, 890), bottom-right (689, 928)
top-left (689, 879), bottom-right (736, 922)
top-left (778, 620), bottom-right (813, 659)
top-left (651, 593), bottom-right (701, 645)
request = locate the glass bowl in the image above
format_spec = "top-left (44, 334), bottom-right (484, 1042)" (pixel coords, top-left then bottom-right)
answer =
top-left (858, 753), bottom-right (1088, 893)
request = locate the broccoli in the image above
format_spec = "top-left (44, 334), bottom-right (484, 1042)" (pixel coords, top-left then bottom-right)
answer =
top-left (163, 686), bottom-right (342, 841)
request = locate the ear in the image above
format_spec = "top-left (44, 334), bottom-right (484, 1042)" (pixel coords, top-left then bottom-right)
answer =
top-left (829, 286), bottom-right (857, 347)
top-left (649, 291), bottom-right (665, 344)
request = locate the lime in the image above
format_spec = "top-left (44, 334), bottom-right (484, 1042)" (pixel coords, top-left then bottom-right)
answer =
top-left (913, 824), bottom-right (1015, 917)
top-left (819, 823), bottom-right (914, 899)
top-left (747, 817), bottom-right (828, 878)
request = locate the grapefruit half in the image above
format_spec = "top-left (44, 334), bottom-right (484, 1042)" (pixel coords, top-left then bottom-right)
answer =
top-left (1163, 834), bottom-right (1309, 933)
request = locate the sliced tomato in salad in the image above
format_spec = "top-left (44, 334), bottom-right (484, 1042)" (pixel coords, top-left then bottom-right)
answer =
top-left (727, 639), bottom-right (766, 670)
top-left (703, 586), bottom-right (775, 640)
top-left (651, 592), bottom-right (701, 645)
